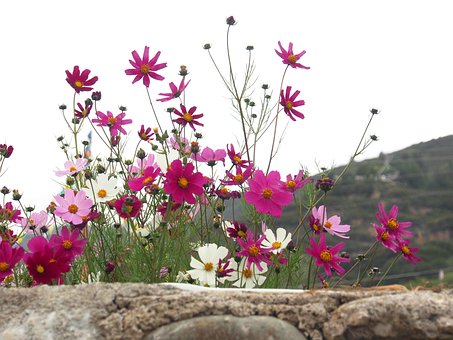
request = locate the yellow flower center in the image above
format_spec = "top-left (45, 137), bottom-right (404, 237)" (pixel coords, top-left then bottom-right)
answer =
top-left (380, 231), bottom-right (389, 241)
top-left (287, 54), bottom-right (298, 63)
top-left (243, 268), bottom-right (252, 278)
top-left (68, 204), bottom-right (79, 214)
top-left (313, 224), bottom-right (320, 232)
top-left (232, 155), bottom-right (242, 164)
top-left (140, 64), bottom-right (150, 74)
top-left (74, 80), bottom-right (84, 88)
top-left (285, 101), bottom-right (294, 110)
top-left (220, 187), bottom-right (229, 194)
top-left (272, 241), bottom-right (282, 249)
top-left (286, 180), bottom-right (296, 190)
top-left (401, 245), bottom-right (411, 255)
top-left (98, 189), bottom-right (107, 198)
top-left (140, 133), bottom-right (148, 140)
top-left (143, 177), bottom-right (153, 185)
top-left (183, 113), bottom-right (193, 122)
top-left (262, 188), bottom-right (273, 199)
top-left (36, 265), bottom-right (45, 274)
top-left (204, 262), bottom-right (213, 271)
top-left (324, 221), bottom-right (332, 229)
top-left (233, 174), bottom-right (243, 182)
top-left (0, 262), bottom-right (9, 271)
top-left (178, 177), bottom-right (189, 189)
top-left (108, 117), bottom-right (117, 125)
top-left (62, 240), bottom-right (73, 250)
top-left (69, 166), bottom-right (77, 172)
top-left (387, 218), bottom-right (398, 230)
top-left (320, 250), bottom-right (332, 262)
top-left (81, 109), bottom-right (88, 117)
top-left (237, 230), bottom-right (246, 238)
top-left (248, 245), bottom-right (259, 256)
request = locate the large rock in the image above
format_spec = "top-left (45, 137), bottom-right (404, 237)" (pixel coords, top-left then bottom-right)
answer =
top-left (0, 283), bottom-right (451, 339)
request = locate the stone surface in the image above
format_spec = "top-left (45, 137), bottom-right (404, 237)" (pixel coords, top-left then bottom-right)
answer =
top-left (0, 283), bottom-right (451, 340)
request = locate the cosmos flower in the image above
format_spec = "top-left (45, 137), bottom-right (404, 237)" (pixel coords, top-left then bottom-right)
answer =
top-left (74, 100), bottom-right (93, 119)
top-left (163, 159), bottom-right (207, 205)
top-left (0, 241), bottom-right (25, 282)
top-left (375, 202), bottom-right (414, 241)
top-left (261, 227), bottom-right (292, 254)
top-left (305, 233), bottom-right (350, 277)
top-left (91, 111), bottom-right (132, 137)
top-left (0, 202), bottom-right (22, 223)
top-left (125, 46), bottom-right (167, 87)
top-left (172, 104), bottom-right (203, 131)
top-left (280, 86), bottom-right (305, 121)
top-left (20, 210), bottom-right (50, 234)
top-left (221, 164), bottom-right (254, 186)
top-left (128, 165), bottom-right (161, 192)
top-left (281, 170), bottom-right (311, 193)
top-left (373, 223), bottom-right (397, 252)
top-left (244, 170), bottom-right (293, 218)
top-left (54, 189), bottom-right (93, 225)
top-left (157, 78), bottom-right (191, 102)
top-left (191, 146), bottom-right (226, 166)
top-left (55, 158), bottom-right (88, 177)
top-left (187, 243), bottom-right (229, 287)
top-left (310, 205), bottom-right (351, 239)
top-left (114, 194), bottom-right (142, 219)
top-left (226, 144), bottom-right (250, 168)
top-left (65, 66), bottom-right (98, 93)
top-left (397, 239), bottom-right (422, 266)
top-left (138, 125), bottom-right (154, 141)
top-left (86, 174), bottom-right (120, 203)
top-left (233, 258), bottom-right (268, 289)
top-left (235, 230), bottom-right (273, 271)
top-left (49, 226), bottom-right (87, 261)
top-left (275, 41), bottom-right (310, 69)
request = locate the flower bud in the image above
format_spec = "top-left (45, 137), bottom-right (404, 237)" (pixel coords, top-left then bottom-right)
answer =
top-left (105, 261), bottom-right (115, 274)
top-left (370, 108), bottom-right (380, 115)
top-left (119, 105), bottom-right (127, 112)
top-left (59, 104), bottom-right (67, 110)
top-left (226, 16), bottom-right (236, 25)
top-left (136, 148), bottom-right (147, 160)
top-left (91, 91), bottom-right (102, 101)
top-left (203, 43), bottom-right (211, 50)
top-left (179, 65), bottom-right (189, 76)
top-left (12, 189), bottom-right (22, 200)
top-left (246, 45), bottom-right (254, 51)
top-left (1, 186), bottom-right (10, 195)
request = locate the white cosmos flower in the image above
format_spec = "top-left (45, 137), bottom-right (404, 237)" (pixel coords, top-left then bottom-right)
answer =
top-left (86, 173), bottom-right (120, 203)
top-left (261, 227), bottom-right (292, 254)
top-left (233, 258), bottom-right (268, 289)
top-left (187, 243), bottom-right (228, 287)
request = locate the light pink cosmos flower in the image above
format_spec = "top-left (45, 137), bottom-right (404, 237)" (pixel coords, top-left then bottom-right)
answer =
top-left (157, 78), bottom-right (191, 102)
top-left (282, 170), bottom-right (311, 193)
top-left (20, 210), bottom-right (50, 234)
top-left (54, 189), bottom-right (93, 225)
top-left (280, 86), bottom-right (305, 121)
top-left (275, 41), bottom-right (310, 69)
top-left (376, 202), bottom-right (413, 241)
top-left (128, 154), bottom-right (158, 178)
top-left (244, 170), bottom-right (293, 218)
top-left (65, 66), bottom-right (98, 93)
top-left (91, 111), bottom-right (132, 137)
top-left (305, 233), bottom-right (350, 277)
top-left (55, 158), bottom-right (88, 177)
top-left (311, 205), bottom-right (350, 239)
top-left (191, 146), bottom-right (226, 166)
top-left (125, 46), bottom-right (167, 87)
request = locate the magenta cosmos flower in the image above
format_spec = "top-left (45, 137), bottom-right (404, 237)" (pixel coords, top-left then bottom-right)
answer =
top-left (0, 241), bottom-right (25, 282)
top-left (128, 164), bottom-right (161, 192)
top-left (221, 164), bottom-right (254, 186)
top-left (282, 170), bottom-right (311, 193)
top-left (50, 226), bottom-right (87, 261)
top-left (373, 223), bottom-right (397, 252)
top-left (236, 230), bottom-right (273, 272)
top-left (226, 144), bottom-right (250, 168)
top-left (376, 202), bottom-right (413, 241)
top-left (157, 78), bottom-right (191, 102)
top-left (397, 239), bottom-right (421, 266)
top-left (55, 158), bottom-right (88, 177)
top-left (191, 146), bottom-right (226, 166)
top-left (138, 125), bottom-right (154, 141)
top-left (54, 189), bottom-right (93, 225)
top-left (172, 104), bottom-right (204, 131)
top-left (275, 41), bottom-right (310, 69)
top-left (92, 111), bottom-right (132, 137)
top-left (0, 202), bottom-right (22, 223)
top-left (310, 205), bottom-right (351, 239)
top-left (280, 86), bottom-right (305, 121)
top-left (163, 159), bottom-right (207, 205)
top-left (65, 66), bottom-right (98, 93)
top-left (244, 170), bottom-right (293, 218)
top-left (114, 194), bottom-right (142, 219)
top-left (125, 46), bottom-right (167, 87)
top-left (305, 233), bottom-right (350, 277)
top-left (74, 100), bottom-right (93, 119)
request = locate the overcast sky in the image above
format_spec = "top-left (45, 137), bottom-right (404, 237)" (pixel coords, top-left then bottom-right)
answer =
top-left (1, 0), bottom-right (452, 208)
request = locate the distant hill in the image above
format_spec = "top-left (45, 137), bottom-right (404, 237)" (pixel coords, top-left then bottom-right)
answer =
top-left (280, 134), bottom-right (453, 285)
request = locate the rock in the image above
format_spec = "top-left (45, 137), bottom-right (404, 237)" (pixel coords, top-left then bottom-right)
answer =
top-left (146, 315), bottom-right (307, 340)
top-left (0, 283), bottom-right (451, 340)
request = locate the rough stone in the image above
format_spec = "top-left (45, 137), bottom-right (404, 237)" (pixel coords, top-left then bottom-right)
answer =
top-left (0, 283), bottom-right (451, 340)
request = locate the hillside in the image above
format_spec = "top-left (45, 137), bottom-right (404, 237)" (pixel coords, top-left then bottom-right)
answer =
top-left (280, 134), bottom-right (453, 285)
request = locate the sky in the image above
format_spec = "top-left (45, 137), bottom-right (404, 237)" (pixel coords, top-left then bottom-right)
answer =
top-left (1, 0), bottom-right (452, 209)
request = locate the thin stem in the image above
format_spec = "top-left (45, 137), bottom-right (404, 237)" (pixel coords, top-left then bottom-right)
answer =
top-left (376, 253), bottom-right (402, 286)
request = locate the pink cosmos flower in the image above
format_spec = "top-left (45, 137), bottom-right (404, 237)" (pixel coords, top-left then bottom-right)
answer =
top-left (157, 78), bottom-right (191, 102)
top-left (128, 154), bottom-right (158, 178)
top-left (114, 194), bottom-right (142, 219)
top-left (305, 233), bottom-right (350, 277)
top-left (74, 100), bottom-right (93, 119)
top-left (221, 164), bottom-right (254, 186)
top-left (236, 230), bottom-right (273, 271)
top-left (226, 144), bottom-right (250, 168)
top-left (191, 146), bottom-right (226, 166)
top-left (54, 189), bottom-right (94, 225)
top-left (172, 104), bottom-right (204, 131)
top-left (310, 205), bottom-right (351, 239)
top-left (55, 158), bottom-right (88, 177)
top-left (91, 111), bottom-right (132, 137)
top-left (20, 210), bottom-right (50, 234)
top-left (128, 164), bottom-right (161, 192)
top-left (0, 202), bottom-right (22, 223)
top-left (397, 239), bottom-right (421, 266)
top-left (376, 202), bottom-right (413, 241)
top-left (282, 170), bottom-right (311, 193)
top-left (125, 46), bottom-right (167, 87)
top-left (138, 125), bottom-right (154, 141)
top-left (275, 41), bottom-right (310, 69)
top-left (226, 220), bottom-right (248, 239)
top-left (0, 241), bottom-right (25, 282)
top-left (280, 86), bottom-right (305, 121)
top-left (50, 226), bottom-right (87, 261)
top-left (65, 66), bottom-right (98, 93)
top-left (163, 159), bottom-right (207, 205)
top-left (23, 236), bottom-right (71, 285)
top-left (373, 223), bottom-right (397, 252)
top-left (244, 170), bottom-right (293, 218)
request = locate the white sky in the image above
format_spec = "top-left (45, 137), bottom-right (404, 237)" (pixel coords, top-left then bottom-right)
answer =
top-left (1, 0), bottom-right (452, 209)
